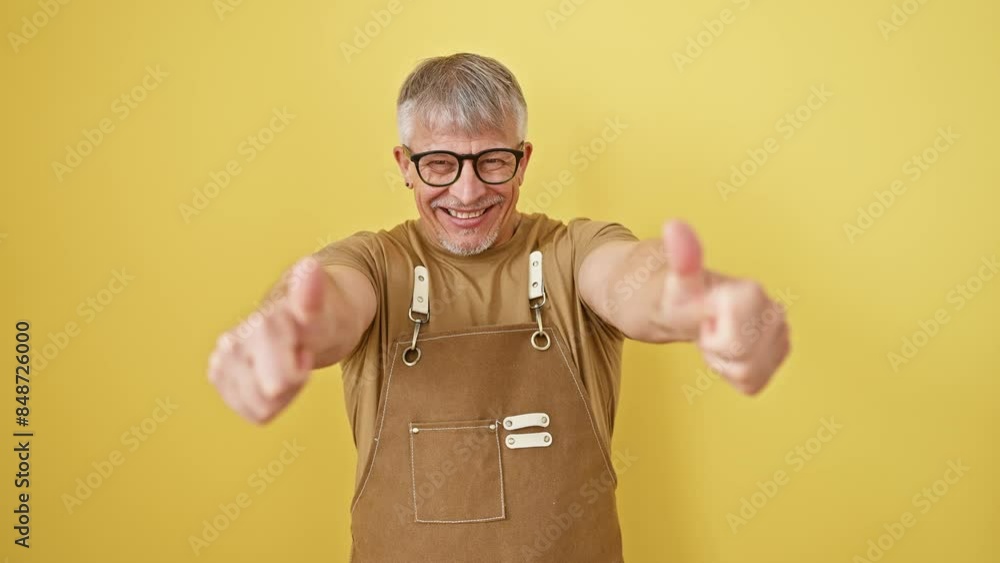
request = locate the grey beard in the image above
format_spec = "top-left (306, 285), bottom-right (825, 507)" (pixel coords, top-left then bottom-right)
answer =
top-left (438, 223), bottom-right (502, 256)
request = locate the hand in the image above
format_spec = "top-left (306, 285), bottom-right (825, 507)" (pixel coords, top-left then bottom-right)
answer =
top-left (207, 257), bottom-right (339, 424)
top-left (660, 220), bottom-right (791, 395)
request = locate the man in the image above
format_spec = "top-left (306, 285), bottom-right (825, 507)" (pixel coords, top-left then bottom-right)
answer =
top-left (207, 53), bottom-right (790, 562)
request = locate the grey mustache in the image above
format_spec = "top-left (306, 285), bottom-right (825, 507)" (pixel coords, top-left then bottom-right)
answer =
top-left (431, 195), bottom-right (505, 211)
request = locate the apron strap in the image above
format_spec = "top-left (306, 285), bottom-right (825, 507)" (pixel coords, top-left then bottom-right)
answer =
top-left (403, 265), bottom-right (429, 366)
top-left (528, 251), bottom-right (551, 351)
top-left (404, 253), bottom-right (550, 364)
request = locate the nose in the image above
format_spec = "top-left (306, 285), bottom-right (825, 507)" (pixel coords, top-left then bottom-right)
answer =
top-left (447, 159), bottom-right (488, 205)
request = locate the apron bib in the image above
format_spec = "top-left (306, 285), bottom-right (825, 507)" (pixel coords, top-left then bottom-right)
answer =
top-left (349, 252), bottom-right (624, 562)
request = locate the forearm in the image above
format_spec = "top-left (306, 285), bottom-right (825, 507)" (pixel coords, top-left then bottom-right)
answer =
top-left (589, 238), bottom-right (719, 343)
top-left (256, 261), bottom-right (375, 369)
top-left (582, 219), bottom-right (789, 394)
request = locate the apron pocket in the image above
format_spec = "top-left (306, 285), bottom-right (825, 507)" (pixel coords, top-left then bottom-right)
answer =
top-left (408, 419), bottom-right (506, 523)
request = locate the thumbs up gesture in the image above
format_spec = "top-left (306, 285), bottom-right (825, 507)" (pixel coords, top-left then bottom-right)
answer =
top-left (207, 258), bottom-right (361, 424)
top-left (659, 220), bottom-right (790, 394)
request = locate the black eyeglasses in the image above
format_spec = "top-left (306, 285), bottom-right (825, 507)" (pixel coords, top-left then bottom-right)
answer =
top-left (404, 142), bottom-right (525, 188)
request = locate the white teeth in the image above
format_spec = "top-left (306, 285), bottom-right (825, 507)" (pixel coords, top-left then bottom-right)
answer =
top-left (446, 207), bottom-right (487, 219)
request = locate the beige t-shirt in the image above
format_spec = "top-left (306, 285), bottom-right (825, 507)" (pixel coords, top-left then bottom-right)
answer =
top-left (315, 212), bottom-right (638, 487)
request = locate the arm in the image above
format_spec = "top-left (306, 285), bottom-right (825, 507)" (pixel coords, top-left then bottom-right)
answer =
top-left (579, 220), bottom-right (790, 395)
top-left (261, 259), bottom-right (377, 369)
top-left (207, 257), bottom-right (376, 424)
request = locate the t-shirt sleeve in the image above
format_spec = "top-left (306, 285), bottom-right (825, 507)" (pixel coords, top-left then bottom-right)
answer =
top-left (567, 218), bottom-right (639, 276)
top-left (311, 231), bottom-right (384, 363)
top-left (312, 230), bottom-right (382, 291)
top-left (566, 218), bottom-right (639, 338)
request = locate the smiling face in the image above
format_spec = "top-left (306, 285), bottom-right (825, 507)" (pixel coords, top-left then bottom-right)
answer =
top-left (394, 121), bottom-right (532, 256)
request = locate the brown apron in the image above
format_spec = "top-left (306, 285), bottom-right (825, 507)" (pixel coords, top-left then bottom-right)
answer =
top-left (350, 252), bottom-right (624, 562)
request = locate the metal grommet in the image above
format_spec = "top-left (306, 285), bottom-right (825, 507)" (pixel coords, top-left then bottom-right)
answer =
top-left (504, 420), bottom-right (513, 428)
top-left (531, 330), bottom-right (551, 351)
top-left (541, 416), bottom-right (548, 425)
top-left (543, 435), bottom-right (551, 443)
top-left (507, 437), bottom-right (516, 446)
top-left (403, 347), bottom-right (421, 366)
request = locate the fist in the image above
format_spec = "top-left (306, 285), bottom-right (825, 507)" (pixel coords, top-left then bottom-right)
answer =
top-left (207, 257), bottom-right (336, 424)
top-left (660, 220), bottom-right (791, 395)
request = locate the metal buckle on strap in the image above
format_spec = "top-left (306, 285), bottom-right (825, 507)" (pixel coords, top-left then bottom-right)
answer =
top-left (528, 251), bottom-right (550, 351)
top-left (404, 266), bottom-right (429, 366)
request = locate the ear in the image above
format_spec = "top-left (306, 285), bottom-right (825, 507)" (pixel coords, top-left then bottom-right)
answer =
top-left (393, 146), bottom-right (414, 189)
top-left (515, 141), bottom-right (533, 185)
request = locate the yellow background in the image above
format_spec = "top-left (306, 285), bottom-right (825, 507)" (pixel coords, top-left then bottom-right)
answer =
top-left (2, 0), bottom-right (997, 561)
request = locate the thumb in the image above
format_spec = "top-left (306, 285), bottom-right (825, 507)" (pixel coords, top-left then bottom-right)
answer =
top-left (287, 257), bottom-right (332, 327)
top-left (662, 219), bottom-right (705, 304)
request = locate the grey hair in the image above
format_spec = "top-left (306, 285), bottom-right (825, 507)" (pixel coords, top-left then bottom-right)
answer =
top-left (396, 53), bottom-right (527, 145)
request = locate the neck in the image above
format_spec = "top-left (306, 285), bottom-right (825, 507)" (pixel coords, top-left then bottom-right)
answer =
top-left (494, 211), bottom-right (522, 247)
